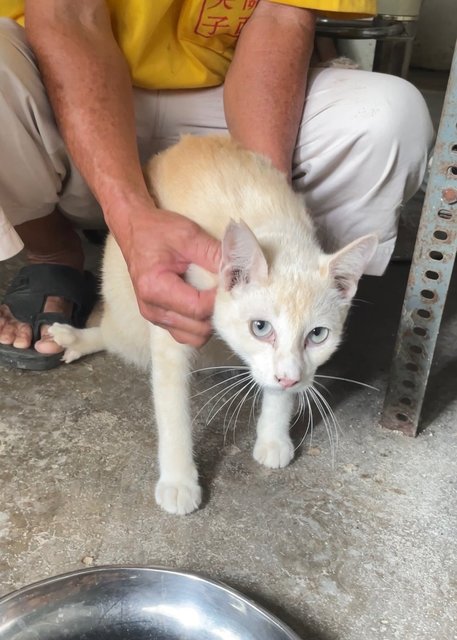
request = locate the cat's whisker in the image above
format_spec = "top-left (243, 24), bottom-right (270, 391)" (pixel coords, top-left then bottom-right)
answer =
top-left (309, 386), bottom-right (336, 442)
top-left (312, 385), bottom-right (341, 439)
top-left (297, 388), bottom-right (314, 448)
top-left (248, 385), bottom-right (262, 430)
top-left (254, 386), bottom-right (263, 412)
top-left (304, 389), bottom-right (315, 449)
top-left (189, 366), bottom-right (248, 386)
top-left (289, 409), bottom-right (302, 432)
top-left (226, 379), bottom-right (258, 444)
top-left (200, 374), bottom-right (250, 407)
top-left (204, 376), bottom-right (252, 423)
top-left (305, 392), bottom-right (314, 446)
top-left (192, 373), bottom-right (251, 426)
top-left (312, 379), bottom-right (329, 393)
top-left (315, 374), bottom-right (379, 391)
top-left (189, 365), bottom-right (249, 377)
top-left (205, 376), bottom-right (252, 429)
top-left (294, 389), bottom-right (314, 452)
top-left (299, 393), bottom-right (307, 420)
top-left (224, 379), bottom-right (256, 435)
top-left (300, 392), bottom-right (309, 424)
top-left (308, 387), bottom-right (335, 462)
top-left (226, 352), bottom-right (243, 363)
top-left (308, 386), bottom-right (339, 466)
top-left (190, 371), bottom-right (249, 399)
top-left (217, 378), bottom-right (256, 444)
top-left (289, 393), bottom-right (305, 431)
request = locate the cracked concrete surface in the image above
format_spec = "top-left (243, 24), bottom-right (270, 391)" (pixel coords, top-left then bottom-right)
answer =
top-left (1, 69), bottom-right (455, 640)
top-left (1, 238), bottom-right (457, 640)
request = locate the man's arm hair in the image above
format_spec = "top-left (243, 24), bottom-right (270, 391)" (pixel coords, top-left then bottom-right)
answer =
top-left (25, 0), bottom-right (151, 226)
top-left (224, 0), bottom-right (316, 176)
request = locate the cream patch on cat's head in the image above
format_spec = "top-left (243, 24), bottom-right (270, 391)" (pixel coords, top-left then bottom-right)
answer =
top-left (213, 221), bottom-right (377, 393)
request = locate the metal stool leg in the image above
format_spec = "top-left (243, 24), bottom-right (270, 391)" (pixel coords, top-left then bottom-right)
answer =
top-left (380, 43), bottom-right (457, 436)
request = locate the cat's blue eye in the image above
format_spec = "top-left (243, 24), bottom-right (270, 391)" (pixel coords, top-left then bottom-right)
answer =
top-left (250, 320), bottom-right (274, 340)
top-left (307, 326), bottom-right (329, 345)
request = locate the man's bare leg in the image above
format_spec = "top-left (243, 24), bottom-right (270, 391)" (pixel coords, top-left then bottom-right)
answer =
top-left (0, 210), bottom-right (84, 354)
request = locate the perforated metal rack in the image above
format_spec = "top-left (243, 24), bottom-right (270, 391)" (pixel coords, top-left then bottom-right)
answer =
top-left (380, 43), bottom-right (457, 436)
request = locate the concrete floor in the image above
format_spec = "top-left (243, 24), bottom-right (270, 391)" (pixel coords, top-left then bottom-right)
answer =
top-left (1, 72), bottom-right (456, 640)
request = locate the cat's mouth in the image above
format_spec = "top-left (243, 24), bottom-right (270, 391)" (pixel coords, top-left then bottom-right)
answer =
top-left (262, 378), bottom-right (309, 393)
top-left (250, 368), bottom-right (312, 393)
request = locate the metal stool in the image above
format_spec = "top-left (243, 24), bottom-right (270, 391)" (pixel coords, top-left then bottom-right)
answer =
top-left (380, 43), bottom-right (457, 436)
top-left (316, 0), bottom-right (423, 78)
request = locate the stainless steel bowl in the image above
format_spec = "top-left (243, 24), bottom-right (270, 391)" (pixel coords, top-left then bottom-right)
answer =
top-left (0, 566), bottom-right (302, 639)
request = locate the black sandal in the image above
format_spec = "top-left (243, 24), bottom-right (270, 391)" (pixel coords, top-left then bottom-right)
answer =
top-left (0, 264), bottom-right (99, 371)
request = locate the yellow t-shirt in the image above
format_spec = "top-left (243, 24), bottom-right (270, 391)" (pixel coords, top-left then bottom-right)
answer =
top-left (1, 1), bottom-right (376, 89)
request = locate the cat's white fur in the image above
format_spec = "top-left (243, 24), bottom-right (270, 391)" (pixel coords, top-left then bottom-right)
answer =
top-left (50, 135), bottom-right (377, 515)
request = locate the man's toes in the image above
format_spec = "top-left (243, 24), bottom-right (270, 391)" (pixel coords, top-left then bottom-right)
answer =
top-left (0, 306), bottom-right (33, 349)
top-left (34, 325), bottom-right (64, 355)
top-left (12, 323), bottom-right (33, 349)
top-left (0, 312), bottom-right (8, 334)
top-left (0, 323), bottom-right (17, 346)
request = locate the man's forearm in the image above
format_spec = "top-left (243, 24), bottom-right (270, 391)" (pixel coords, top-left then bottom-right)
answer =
top-left (224, 1), bottom-right (315, 176)
top-left (24, 1), bottom-right (151, 237)
top-left (23, 1), bottom-right (221, 346)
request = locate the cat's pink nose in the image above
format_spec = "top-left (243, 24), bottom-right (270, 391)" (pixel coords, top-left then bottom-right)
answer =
top-left (276, 376), bottom-right (299, 389)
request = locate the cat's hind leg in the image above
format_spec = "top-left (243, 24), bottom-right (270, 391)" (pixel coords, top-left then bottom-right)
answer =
top-left (48, 324), bottom-right (105, 363)
top-left (253, 390), bottom-right (295, 469)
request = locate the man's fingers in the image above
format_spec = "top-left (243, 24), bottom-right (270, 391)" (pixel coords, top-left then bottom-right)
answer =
top-left (126, 212), bottom-right (221, 344)
top-left (167, 327), bottom-right (212, 348)
top-left (183, 231), bottom-right (221, 275)
top-left (153, 307), bottom-right (213, 339)
top-left (136, 270), bottom-right (215, 346)
top-left (144, 271), bottom-right (217, 321)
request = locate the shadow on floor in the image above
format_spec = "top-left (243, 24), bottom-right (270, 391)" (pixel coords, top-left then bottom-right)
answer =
top-left (289, 254), bottom-right (457, 442)
top-left (229, 579), bottom-right (338, 640)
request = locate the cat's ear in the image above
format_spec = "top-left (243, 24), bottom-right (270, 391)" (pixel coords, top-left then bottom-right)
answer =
top-left (220, 220), bottom-right (268, 291)
top-left (324, 234), bottom-right (378, 300)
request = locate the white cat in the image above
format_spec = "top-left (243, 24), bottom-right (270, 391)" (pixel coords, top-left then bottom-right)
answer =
top-left (50, 135), bottom-right (378, 515)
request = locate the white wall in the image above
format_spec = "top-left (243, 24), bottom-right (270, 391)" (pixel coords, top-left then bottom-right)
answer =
top-left (411, 0), bottom-right (456, 70)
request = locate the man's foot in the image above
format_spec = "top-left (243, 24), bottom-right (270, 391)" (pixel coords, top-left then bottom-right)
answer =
top-left (0, 264), bottom-right (98, 370)
top-left (2, 209), bottom-right (87, 356)
top-left (0, 295), bottom-right (73, 354)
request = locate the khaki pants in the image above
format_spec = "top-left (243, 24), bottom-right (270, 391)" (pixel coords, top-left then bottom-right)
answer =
top-left (0, 18), bottom-right (434, 274)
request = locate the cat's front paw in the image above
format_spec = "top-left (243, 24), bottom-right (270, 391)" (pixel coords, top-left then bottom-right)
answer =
top-left (253, 436), bottom-right (294, 469)
top-left (155, 479), bottom-right (202, 515)
top-left (48, 323), bottom-right (82, 363)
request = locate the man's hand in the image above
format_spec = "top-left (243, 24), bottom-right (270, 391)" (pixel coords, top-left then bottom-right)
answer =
top-left (112, 199), bottom-right (221, 347)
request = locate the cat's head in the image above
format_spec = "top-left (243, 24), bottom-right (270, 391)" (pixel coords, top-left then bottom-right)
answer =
top-left (212, 220), bottom-right (378, 393)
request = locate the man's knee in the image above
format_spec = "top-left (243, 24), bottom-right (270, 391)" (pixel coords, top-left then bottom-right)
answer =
top-left (294, 69), bottom-right (435, 275)
top-left (0, 17), bottom-right (26, 42)
top-left (300, 68), bottom-right (434, 176)
top-left (356, 73), bottom-right (434, 172)
top-left (0, 19), bottom-right (68, 227)
top-left (0, 18), bottom-right (36, 81)
top-left (334, 72), bottom-right (434, 212)
top-left (0, 18), bottom-right (49, 130)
